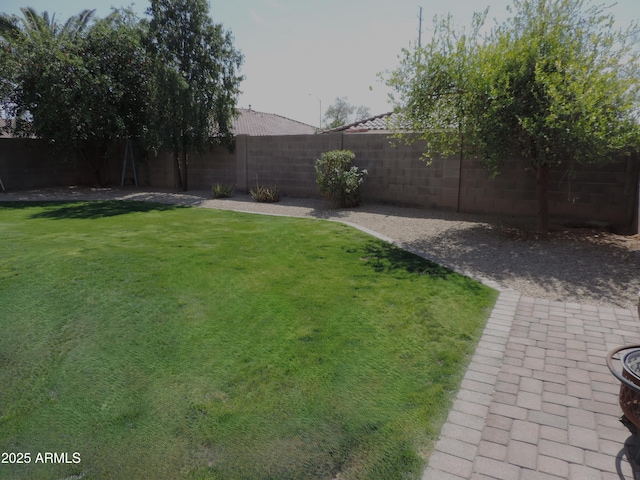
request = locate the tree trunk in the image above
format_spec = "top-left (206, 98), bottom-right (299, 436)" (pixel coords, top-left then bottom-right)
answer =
top-left (174, 151), bottom-right (183, 190)
top-left (536, 163), bottom-right (550, 233)
top-left (181, 147), bottom-right (188, 192)
top-left (174, 148), bottom-right (188, 191)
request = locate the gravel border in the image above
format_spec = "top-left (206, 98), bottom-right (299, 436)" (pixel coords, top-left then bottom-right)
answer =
top-left (1, 186), bottom-right (638, 309)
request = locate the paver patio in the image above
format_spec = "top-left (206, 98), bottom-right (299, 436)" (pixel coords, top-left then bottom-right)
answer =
top-left (422, 285), bottom-right (640, 480)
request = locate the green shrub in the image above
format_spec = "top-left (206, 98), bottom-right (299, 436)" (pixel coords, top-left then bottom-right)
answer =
top-left (212, 183), bottom-right (235, 198)
top-left (250, 184), bottom-right (280, 202)
top-left (315, 149), bottom-right (368, 208)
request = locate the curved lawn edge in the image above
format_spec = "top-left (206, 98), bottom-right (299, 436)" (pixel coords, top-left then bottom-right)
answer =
top-left (0, 200), bottom-right (498, 479)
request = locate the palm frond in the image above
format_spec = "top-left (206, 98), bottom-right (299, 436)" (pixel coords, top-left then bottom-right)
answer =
top-left (61, 9), bottom-right (95, 38)
top-left (0, 15), bottom-right (20, 43)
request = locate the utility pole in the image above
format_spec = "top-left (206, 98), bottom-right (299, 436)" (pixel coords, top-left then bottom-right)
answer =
top-left (418, 6), bottom-right (423, 49)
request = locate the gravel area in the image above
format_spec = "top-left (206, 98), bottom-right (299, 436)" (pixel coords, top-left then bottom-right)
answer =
top-left (2, 186), bottom-right (638, 309)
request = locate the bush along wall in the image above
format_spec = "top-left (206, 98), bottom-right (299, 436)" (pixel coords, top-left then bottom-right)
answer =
top-left (315, 149), bottom-right (368, 208)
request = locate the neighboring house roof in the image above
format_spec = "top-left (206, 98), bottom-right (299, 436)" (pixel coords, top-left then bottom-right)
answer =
top-left (232, 108), bottom-right (316, 136)
top-left (322, 112), bottom-right (399, 134)
top-left (0, 109), bottom-right (316, 139)
top-left (0, 108), bottom-right (316, 138)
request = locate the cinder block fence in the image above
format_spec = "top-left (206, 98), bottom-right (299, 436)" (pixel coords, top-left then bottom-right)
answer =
top-left (0, 134), bottom-right (637, 232)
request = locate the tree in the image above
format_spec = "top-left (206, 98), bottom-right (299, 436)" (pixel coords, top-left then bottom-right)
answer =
top-left (0, 7), bottom-right (94, 44)
top-left (76, 9), bottom-right (152, 182)
top-left (0, 7), bottom-right (96, 140)
top-left (0, 21), bottom-right (17, 119)
top-left (323, 97), bottom-right (371, 129)
top-left (145, 0), bottom-right (243, 191)
top-left (480, 0), bottom-right (640, 232)
top-left (0, 8), bottom-right (151, 184)
top-left (385, 0), bottom-right (640, 232)
top-left (384, 10), bottom-right (487, 162)
top-left (354, 105), bottom-right (371, 123)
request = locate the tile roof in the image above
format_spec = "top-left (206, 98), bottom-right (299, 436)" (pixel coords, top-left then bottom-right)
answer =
top-left (232, 108), bottom-right (316, 136)
top-left (0, 110), bottom-right (316, 139)
top-left (323, 112), bottom-right (398, 133)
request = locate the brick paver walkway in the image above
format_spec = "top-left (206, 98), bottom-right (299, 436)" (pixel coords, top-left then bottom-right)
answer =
top-left (422, 284), bottom-right (640, 480)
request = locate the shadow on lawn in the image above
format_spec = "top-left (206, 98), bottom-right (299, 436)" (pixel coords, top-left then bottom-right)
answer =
top-left (354, 240), bottom-right (454, 279)
top-left (0, 201), bottom-right (185, 220)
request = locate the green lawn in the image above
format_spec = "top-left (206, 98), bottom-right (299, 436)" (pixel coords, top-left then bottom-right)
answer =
top-left (0, 201), bottom-right (496, 479)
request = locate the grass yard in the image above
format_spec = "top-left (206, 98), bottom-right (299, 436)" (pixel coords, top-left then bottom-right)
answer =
top-left (0, 201), bottom-right (496, 479)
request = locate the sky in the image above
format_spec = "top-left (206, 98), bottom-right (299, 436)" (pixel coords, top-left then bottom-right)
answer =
top-left (1, 0), bottom-right (638, 128)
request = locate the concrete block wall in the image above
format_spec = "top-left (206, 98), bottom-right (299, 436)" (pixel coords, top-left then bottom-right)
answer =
top-left (0, 139), bottom-right (100, 190)
top-left (546, 159), bottom-right (636, 226)
top-left (0, 138), bottom-right (176, 190)
top-left (238, 134), bottom-right (343, 197)
top-left (0, 134), bottom-right (637, 231)
top-left (114, 142), bottom-right (236, 190)
top-left (188, 144), bottom-right (236, 190)
top-left (139, 149), bottom-right (175, 189)
top-left (233, 134), bottom-right (457, 209)
top-left (342, 136), bottom-right (459, 209)
top-left (459, 155), bottom-right (635, 226)
top-left (460, 156), bottom-right (536, 216)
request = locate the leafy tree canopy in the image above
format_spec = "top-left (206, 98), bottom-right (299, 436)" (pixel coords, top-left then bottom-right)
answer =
top-left (0, 3), bottom-right (244, 189)
top-left (323, 97), bottom-right (371, 129)
top-left (145, 0), bottom-right (244, 190)
top-left (384, 0), bottom-right (640, 232)
top-left (0, 7), bottom-right (151, 183)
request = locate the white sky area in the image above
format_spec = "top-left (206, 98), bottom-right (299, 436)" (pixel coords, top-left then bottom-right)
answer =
top-left (1, 0), bottom-right (638, 128)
